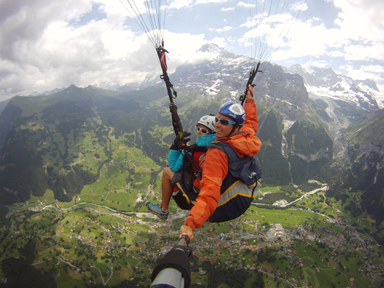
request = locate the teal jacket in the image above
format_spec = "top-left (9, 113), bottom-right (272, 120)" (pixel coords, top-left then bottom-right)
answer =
top-left (168, 134), bottom-right (217, 173)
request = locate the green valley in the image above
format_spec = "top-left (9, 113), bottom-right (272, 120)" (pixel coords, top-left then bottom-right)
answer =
top-left (0, 179), bottom-right (383, 287)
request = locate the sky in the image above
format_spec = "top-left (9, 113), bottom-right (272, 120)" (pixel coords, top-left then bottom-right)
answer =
top-left (0, 0), bottom-right (383, 102)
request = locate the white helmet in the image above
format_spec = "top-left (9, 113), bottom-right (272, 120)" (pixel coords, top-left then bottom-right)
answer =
top-left (197, 115), bottom-right (216, 133)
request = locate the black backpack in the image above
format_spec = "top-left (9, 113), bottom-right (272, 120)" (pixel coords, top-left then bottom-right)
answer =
top-left (208, 142), bottom-right (262, 222)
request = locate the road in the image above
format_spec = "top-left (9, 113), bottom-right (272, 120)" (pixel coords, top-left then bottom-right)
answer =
top-left (280, 186), bottom-right (329, 208)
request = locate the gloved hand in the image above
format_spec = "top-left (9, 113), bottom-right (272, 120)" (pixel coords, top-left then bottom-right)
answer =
top-left (170, 131), bottom-right (191, 150)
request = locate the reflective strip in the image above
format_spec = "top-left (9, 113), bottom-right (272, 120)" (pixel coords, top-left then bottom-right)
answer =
top-left (217, 181), bottom-right (256, 207)
top-left (175, 182), bottom-right (192, 206)
top-left (175, 182), bottom-right (197, 206)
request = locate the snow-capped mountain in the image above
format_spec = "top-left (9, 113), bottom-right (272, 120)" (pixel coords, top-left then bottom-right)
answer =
top-left (118, 43), bottom-right (384, 110)
top-left (116, 72), bottom-right (160, 92)
top-left (280, 63), bottom-right (383, 159)
top-left (283, 64), bottom-right (383, 110)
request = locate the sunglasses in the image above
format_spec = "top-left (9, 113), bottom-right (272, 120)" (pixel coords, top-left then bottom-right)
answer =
top-left (196, 126), bottom-right (209, 134)
top-left (215, 116), bottom-right (236, 126)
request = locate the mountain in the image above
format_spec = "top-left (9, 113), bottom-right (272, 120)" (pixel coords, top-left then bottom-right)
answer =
top-left (282, 63), bottom-right (384, 235)
top-left (283, 64), bottom-right (383, 160)
top-left (341, 109), bottom-right (384, 227)
top-left (0, 84), bottom-right (175, 204)
top-left (0, 43), bottom-right (383, 240)
top-left (284, 64), bottom-right (382, 110)
top-left (116, 72), bottom-right (161, 93)
top-left (0, 99), bottom-right (10, 114)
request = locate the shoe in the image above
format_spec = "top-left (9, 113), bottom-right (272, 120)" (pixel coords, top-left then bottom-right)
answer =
top-left (145, 202), bottom-right (168, 220)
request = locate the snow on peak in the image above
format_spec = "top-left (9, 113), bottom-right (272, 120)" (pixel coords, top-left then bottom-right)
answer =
top-left (197, 43), bottom-right (226, 54)
top-left (284, 64), bottom-right (383, 109)
top-left (301, 63), bottom-right (315, 75)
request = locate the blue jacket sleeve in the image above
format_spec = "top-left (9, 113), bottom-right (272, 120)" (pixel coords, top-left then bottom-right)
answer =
top-left (168, 134), bottom-right (216, 173)
top-left (168, 149), bottom-right (184, 172)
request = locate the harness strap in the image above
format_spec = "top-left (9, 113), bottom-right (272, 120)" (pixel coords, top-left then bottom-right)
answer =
top-left (156, 46), bottom-right (180, 136)
top-left (160, 51), bottom-right (168, 71)
top-left (183, 145), bottom-right (203, 195)
top-left (239, 61), bottom-right (263, 105)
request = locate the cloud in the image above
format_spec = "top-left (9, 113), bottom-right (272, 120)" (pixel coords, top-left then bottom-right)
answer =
top-left (220, 7), bottom-right (234, 12)
top-left (168, 0), bottom-right (194, 9)
top-left (346, 66), bottom-right (382, 82)
top-left (0, 0), bottom-right (96, 98)
top-left (305, 60), bottom-right (329, 68)
top-left (343, 42), bottom-right (384, 62)
top-left (216, 26), bottom-right (232, 33)
top-left (160, 31), bottom-right (207, 69)
top-left (333, 0), bottom-right (384, 42)
top-left (344, 0), bottom-right (384, 34)
top-left (195, 0), bottom-right (228, 4)
top-left (289, 1), bottom-right (308, 12)
top-left (361, 65), bottom-right (384, 74)
top-left (338, 63), bottom-right (384, 90)
top-left (0, 0), bottom-right (91, 62)
top-left (0, 0), bottom-right (203, 100)
top-left (237, 0), bottom-right (384, 80)
top-left (237, 2), bottom-right (255, 8)
top-left (0, 0), bottom-right (169, 99)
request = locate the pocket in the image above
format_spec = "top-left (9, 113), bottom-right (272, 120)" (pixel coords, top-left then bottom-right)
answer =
top-left (229, 158), bottom-right (261, 185)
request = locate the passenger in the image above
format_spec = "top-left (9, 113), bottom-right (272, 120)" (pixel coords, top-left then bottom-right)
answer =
top-left (146, 115), bottom-right (217, 220)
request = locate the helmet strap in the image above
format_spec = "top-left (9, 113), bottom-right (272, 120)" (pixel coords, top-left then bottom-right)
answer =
top-left (225, 123), bottom-right (240, 138)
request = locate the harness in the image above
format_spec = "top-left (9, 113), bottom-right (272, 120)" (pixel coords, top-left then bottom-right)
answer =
top-left (180, 144), bottom-right (207, 193)
top-left (172, 142), bottom-right (262, 223)
top-left (208, 142), bottom-right (262, 222)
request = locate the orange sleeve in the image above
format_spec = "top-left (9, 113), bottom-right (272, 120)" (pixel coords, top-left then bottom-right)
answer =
top-left (241, 98), bottom-right (258, 135)
top-left (183, 148), bottom-right (228, 230)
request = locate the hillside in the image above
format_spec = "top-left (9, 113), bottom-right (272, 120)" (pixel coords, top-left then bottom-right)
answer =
top-left (0, 85), bottom-right (171, 205)
top-left (343, 110), bottom-right (384, 231)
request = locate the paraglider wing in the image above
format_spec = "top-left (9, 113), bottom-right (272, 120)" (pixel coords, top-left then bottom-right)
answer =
top-left (121, 0), bottom-right (183, 135)
top-left (239, 0), bottom-right (313, 101)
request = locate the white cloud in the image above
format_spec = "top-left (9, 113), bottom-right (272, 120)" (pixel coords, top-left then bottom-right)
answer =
top-left (347, 68), bottom-right (378, 81)
top-left (343, 43), bottom-right (384, 61)
top-left (168, 0), bottom-right (194, 9)
top-left (361, 65), bottom-right (384, 74)
top-left (0, 0), bottom-right (173, 99)
top-left (0, 0), bottom-right (96, 98)
top-left (160, 31), bottom-right (207, 69)
top-left (306, 61), bottom-right (329, 68)
top-left (220, 7), bottom-right (234, 11)
top-left (195, 0), bottom-right (228, 4)
top-left (237, 2), bottom-right (255, 8)
top-left (331, 0), bottom-right (384, 63)
top-left (216, 26), bottom-right (232, 33)
top-left (338, 63), bottom-right (384, 88)
top-left (289, 1), bottom-right (308, 12)
top-left (344, 0), bottom-right (384, 36)
top-left (211, 37), bottom-right (228, 49)
top-left (328, 50), bottom-right (345, 57)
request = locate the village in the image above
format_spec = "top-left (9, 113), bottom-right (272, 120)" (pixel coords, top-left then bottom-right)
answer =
top-left (5, 198), bottom-right (380, 287)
